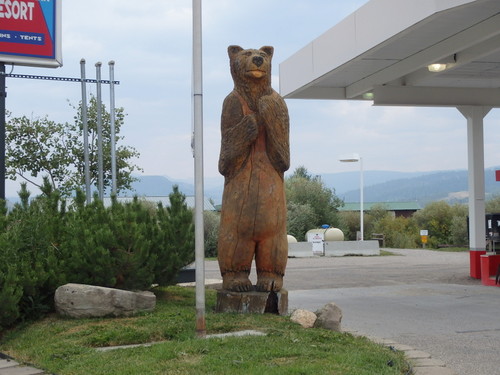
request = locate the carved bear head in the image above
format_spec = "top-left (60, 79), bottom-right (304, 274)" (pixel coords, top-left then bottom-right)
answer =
top-left (228, 45), bottom-right (274, 87)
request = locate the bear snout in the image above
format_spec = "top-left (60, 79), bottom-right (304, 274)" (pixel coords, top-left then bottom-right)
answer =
top-left (252, 56), bottom-right (264, 67)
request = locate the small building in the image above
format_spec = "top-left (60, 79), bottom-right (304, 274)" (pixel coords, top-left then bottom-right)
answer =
top-left (339, 202), bottom-right (421, 218)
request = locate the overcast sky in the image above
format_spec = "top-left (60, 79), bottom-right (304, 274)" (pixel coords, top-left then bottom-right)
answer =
top-left (4, 0), bottom-right (500, 196)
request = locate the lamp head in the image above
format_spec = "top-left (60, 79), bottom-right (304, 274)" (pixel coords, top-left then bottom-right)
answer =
top-left (339, 153), bottom-right (361, 163)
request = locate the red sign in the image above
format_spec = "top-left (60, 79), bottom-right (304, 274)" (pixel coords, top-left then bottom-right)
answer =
top-left (496, 170), bottom-right (500, 182)
top-left (0, 0), bottom-right (61, 67)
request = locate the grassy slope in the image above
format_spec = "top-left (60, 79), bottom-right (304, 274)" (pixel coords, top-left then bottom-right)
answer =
top-left (0, 287), bottom-right (409, 375)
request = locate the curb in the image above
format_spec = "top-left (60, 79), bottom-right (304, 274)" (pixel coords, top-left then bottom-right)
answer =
top-left (0, 355), bottom-right (47, 375)
top-left (346, 331), bottom-right (457, 375)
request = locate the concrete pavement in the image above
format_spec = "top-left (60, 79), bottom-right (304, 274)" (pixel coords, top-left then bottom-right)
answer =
top-left (290, 282), bottom-right (499, 375)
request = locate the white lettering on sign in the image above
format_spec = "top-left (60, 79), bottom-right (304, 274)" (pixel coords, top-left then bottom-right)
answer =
top-left (0, 0), bottom-right (36, 21)
top-left (19, 34), bottom-right (41, 42)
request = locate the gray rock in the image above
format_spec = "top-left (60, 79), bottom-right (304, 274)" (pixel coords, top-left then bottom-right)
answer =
top-left (290, 309), bottom-right (317, 328)
top-left (314, 302), bottom-right (342, 331)
top-left (54, 283), bottom-right (156, 318)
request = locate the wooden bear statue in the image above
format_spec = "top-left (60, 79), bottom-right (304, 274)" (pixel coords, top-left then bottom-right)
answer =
top-left (217, 45), bottom-right (290, 292)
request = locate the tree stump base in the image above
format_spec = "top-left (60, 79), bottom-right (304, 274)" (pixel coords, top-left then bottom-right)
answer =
top-left (216, 288), bottom-right (288, 316)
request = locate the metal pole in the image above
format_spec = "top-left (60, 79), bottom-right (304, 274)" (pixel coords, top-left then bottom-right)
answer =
top-left (193, 0), bottom-right (206, 337)
top-left (80, 59), bottom-right (91, 203)
top-left (95, 62), bottom-right (104, 199)
top-left (108, 61), bottom-right (117, 195)
top-left (360, 156), bottom-right (364, 241)
top-left (0, 63), bottom-right (6, 201)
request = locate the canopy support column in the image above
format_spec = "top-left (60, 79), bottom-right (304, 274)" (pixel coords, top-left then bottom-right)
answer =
top-left (458, 106), bottom-right (492, 278)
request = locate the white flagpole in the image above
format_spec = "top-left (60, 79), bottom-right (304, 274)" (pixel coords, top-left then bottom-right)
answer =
top-left (192, 0), bottom-right (206, 337)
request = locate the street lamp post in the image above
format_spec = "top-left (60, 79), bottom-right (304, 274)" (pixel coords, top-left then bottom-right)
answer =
top-left (339, 154), bottom-right (364, 241)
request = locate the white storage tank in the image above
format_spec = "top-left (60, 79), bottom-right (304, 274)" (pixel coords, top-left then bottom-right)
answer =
top-left (305, 227), bottom-right (344, 242)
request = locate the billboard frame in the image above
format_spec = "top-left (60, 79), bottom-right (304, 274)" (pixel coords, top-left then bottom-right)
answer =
top-left (0, 0), bottom-right (62, 68)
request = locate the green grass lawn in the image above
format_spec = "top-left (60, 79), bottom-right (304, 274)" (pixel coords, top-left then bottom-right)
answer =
top-left (1, 286), bottom-right (410, 375)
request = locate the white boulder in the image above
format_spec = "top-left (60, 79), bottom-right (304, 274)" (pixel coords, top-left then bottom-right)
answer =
top-left (290, 309), bottom-right (317, 328)
top-left (54, 283), bottom-right (156, 318)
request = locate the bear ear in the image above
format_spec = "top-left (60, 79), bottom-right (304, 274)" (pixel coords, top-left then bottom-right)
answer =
top-left (260, 46), bottom-right (274, 58)
top-left (228, 45), bottom-right (243, 59)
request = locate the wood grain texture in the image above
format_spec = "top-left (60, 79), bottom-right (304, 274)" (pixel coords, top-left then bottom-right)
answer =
top-left (217, 46), bottom-right (290, 292)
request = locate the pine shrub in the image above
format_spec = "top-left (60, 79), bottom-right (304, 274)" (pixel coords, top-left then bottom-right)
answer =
top-left (0, 184), bottom-right (195, 330)
top-left (153, 186), bottom-right (195, 285)
top-left (0, 181), bottom-right (68, 328)
top-left (61, 192), bottom-right (118, 287)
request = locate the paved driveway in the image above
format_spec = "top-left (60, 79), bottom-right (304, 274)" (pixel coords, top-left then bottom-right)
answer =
top-left (205, 249), bottom-right (500, 375)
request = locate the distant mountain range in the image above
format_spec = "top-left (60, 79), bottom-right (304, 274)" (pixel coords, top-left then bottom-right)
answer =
top-left (8, 168), bottom-right (497, 206)
top-left (337, 169), bottom-right (500, 205)
top-left (117, 167), bottom-right (500, 206)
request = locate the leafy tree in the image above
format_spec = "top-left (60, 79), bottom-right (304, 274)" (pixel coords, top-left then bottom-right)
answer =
top-left (367, 203), bottom-right (391, 223)
top-left (450, 215), bottom-right (468, 246)
top-left (338, 204), bottom-right (391, 242)
top-left (204, 210), bottom-right (220, 258)
top-left (449, 204), bottom-right (468, 246)
top-left (285, 166), bottom-right (343, 239)
top-left (292, 166), bottom-right (313, 180)
top-left (70, 96), bottom-right (143, 193)
top-left (356, 203), bottom-right (392, 241)
top-left (372, 216), bottom-right (419, 248)
top-left (413, 201), bottom-right (467, 247)
top-left (486, 195), bottom-right (500, 213)
top-left (6, 116), bottom-right (78, 192)
top-left (337, 211), bottom-right (360, 241)
top-left (287, 202), bottom-right (318, 240)
top-left (6, 96), bottom-right (142, 195)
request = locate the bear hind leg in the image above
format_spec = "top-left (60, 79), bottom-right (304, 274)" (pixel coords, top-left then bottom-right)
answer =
top-left (219, 236), bottom-right (255, 292)
top-left (255, 236), bottom-right (287, 292)
top-left (255, 271), bottom-right (283, 292)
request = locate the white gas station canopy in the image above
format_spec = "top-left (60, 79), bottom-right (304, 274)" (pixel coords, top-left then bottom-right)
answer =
top-left (279, 0), bottom-right (500, 280)
top-left (280, 0), bottom-right (500, 107)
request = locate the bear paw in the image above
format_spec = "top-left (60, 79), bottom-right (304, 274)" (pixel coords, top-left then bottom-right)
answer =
top-left (222, 273), bottom-right (253, 292)
top-left (256, 274), bottom-right (283, 292)
top-left (242, 113), bottom-right (259, 141)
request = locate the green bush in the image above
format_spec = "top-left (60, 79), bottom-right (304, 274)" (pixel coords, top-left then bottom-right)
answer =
top-left (372, 216), bottom-right (419, 248)
top-left (61, 191), bottom-right (118, 288)
top-left (153, 186), bottom-right (195, 286)
top-left (0, 264), bottom-right (23, 328)
top-left (0, 182), bottom-right (68, 328)
top-left (285, 167), bottom-right (343, 239)
top-left (413, 201), bottom-right (468, 248)
top-left (0, 183), bottom-right (195, 330)
top-left (337, 211), bottom-right (360, 241)
top-left (203, 210), bottom-right (220, 258)
top-left (287, 201), bottom-right (318, 240)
